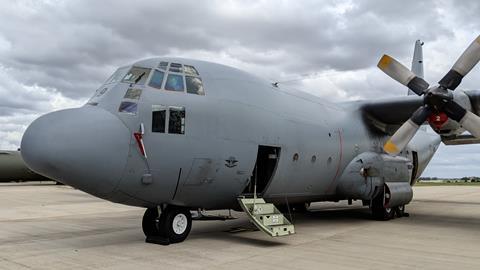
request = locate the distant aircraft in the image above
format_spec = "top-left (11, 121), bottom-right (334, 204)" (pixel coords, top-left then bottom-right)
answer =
top-left (20, 35), bottom-right (480, 245)
top-left (0, 150), bottom-right (51, 182)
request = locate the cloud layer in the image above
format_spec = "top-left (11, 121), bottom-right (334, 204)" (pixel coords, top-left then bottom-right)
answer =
top-left (1, 0), bottom-right (479, 177)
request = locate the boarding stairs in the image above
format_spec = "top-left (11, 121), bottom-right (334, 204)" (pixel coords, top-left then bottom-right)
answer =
top-left (238, 197), bottom-right (295, 237)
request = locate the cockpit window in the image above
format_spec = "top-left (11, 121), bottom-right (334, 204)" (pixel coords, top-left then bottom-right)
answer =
top-left (105, 67), bottom-right (128, 84)
top-left (149, 70), bottom-right (165, 89)
top-left (122, 67), bottom-right (151, 85)
top-left (169, 63), bottom-right (183, 73)
top-left (184, 65), bottom-right (199, 75)
top-left (118, 101), bottom-right (138, 115)
top-left (158, 61), bottom-right (169, 71)
top-left (165, 74), bottom-right (185, 92)
top-left (124, 88), bottom-right (142, 100)
top-left (148, 61), bottom-right (205, 95)
top-left (186, 76), bottom-right (205, 95)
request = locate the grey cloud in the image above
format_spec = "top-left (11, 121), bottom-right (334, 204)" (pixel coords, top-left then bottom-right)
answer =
top-left (0, 0), bottom-right (455, 99)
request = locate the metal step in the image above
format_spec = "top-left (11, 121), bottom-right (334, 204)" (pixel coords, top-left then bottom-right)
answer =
top-left (256, 214), bottom-right (285, 226)
top-left (238, 196), bottom-right (295, 237)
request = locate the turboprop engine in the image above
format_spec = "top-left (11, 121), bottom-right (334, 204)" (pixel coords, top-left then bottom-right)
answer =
top-left (336, 152), bottom-right (414, 208)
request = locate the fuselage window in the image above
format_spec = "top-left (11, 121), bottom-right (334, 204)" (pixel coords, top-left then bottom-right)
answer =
top-left (122, 67), bottom-right (151, 85)
top-left (149, 70), bottom-right (165, 89)
top-left (152, 105), bottom-right (167, 133)
top-left (168, 106), bottom-right (185, 134)
top-left (118, 101), bottom-right (138, 115)
top-left (165, 74), bottom-right (185, 92)
top-left (186, 76), bottom-right (205, 95)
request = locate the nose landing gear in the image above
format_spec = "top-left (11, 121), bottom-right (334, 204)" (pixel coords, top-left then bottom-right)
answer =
top-left (142, 205), bottom-right (192, 245)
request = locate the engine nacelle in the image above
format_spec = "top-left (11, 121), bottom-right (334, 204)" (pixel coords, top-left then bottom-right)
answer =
top-left (337, 152), bottom-right (413, 205)
top-left (427, 90), bottom-right (472, 136)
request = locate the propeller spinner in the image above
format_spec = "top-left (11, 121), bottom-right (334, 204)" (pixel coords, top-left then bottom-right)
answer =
top-left (379, 35), bottom-right (480, 155)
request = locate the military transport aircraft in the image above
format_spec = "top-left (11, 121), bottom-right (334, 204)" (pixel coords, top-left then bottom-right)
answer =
top-left (20, 36), bottom-right (480, 245)
top-left (0, 150), bottom-right (51, 182)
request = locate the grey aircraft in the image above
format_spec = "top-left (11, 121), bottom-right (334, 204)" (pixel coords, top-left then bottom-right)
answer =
top-left (0, 150), bottom-right (51, 182)
top-left (20, 36), bottom-right (480, 245)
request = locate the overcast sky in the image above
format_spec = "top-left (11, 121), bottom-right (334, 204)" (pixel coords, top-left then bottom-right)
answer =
top-left (1, 0), bottom-right (480, 177)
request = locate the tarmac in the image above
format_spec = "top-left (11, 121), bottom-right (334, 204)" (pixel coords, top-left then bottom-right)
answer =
top-left (0, 183), bottom-right (479, 270)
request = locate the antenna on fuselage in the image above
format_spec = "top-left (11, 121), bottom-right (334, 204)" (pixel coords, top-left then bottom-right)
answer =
top-left (271, 70), bottom-right (344, 87)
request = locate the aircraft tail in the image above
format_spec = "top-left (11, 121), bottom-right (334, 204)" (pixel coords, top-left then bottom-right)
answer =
top-left (408, 40), bottom-right (424, 95)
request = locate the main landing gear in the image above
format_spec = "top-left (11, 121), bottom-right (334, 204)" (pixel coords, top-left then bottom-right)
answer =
top-left (142, 205), bottom-right (192, 245)
top-left (370, 191), bottom-right (408, 220)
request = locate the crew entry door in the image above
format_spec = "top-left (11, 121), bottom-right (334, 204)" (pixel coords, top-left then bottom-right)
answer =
top-left (243, 145), bottom-right (281, 195)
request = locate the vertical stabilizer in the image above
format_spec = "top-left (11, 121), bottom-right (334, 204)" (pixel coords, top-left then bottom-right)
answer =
top-left (408, 40), bottom-right (424, 95)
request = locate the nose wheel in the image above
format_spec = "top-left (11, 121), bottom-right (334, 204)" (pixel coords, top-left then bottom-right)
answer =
top-left (142, 205), bottom-right (192, 245)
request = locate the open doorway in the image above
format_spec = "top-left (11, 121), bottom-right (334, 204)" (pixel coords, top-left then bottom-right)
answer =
top-left (243, 145), bottom-right (281, 195)
top-left (410, 151), bottom-right (419, 185)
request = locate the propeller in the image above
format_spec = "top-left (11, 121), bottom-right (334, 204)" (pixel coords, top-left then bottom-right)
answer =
top-left (378, 35), bottom-right (480, 155)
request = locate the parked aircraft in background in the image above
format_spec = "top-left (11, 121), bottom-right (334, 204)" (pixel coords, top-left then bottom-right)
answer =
top-left (0, 150), bottom-right (52, 182)
top-left (20, 35), bottom-right (480, 245)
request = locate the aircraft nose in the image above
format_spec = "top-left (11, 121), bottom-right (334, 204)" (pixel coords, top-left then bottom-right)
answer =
top-left (21, 107), bottom-right (131, 198)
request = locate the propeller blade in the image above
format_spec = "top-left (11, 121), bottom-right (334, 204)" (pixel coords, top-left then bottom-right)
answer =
top-left (439, 35), bottom-right (480, 90)
top-left (443, 100), bottom-right (480, 138)
top-left (377, 54), bottom-right (429, 95)
top-left (384, 106), bottom-right (431, 155)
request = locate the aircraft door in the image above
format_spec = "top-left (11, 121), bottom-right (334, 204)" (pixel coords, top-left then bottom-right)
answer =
top-left (243, 145), bottom-right (281, 195)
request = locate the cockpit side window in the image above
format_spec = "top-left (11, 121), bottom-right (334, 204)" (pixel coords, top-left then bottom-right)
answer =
top-left (186, 76), bottom-right (205, 95)
top-left (149, 70), bottom-right (165, 89)
top-left (105, 67), bottom-right (129, 85)
top-left (168, 106), bottom-right (185, 134)
top-left (118, 101), bottom-right (138, 115)
top-left (165, 74), bottom-right (185, 92)
top-left (122, 67), bottom-right (151, 85)
top-left (184, 65), bottom-right (199, 75)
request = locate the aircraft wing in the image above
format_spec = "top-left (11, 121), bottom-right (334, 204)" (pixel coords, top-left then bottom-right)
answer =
top-left (358, 90), bottom-right (480, 137)
top-left (358, 95), bottom-right (423, 136)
